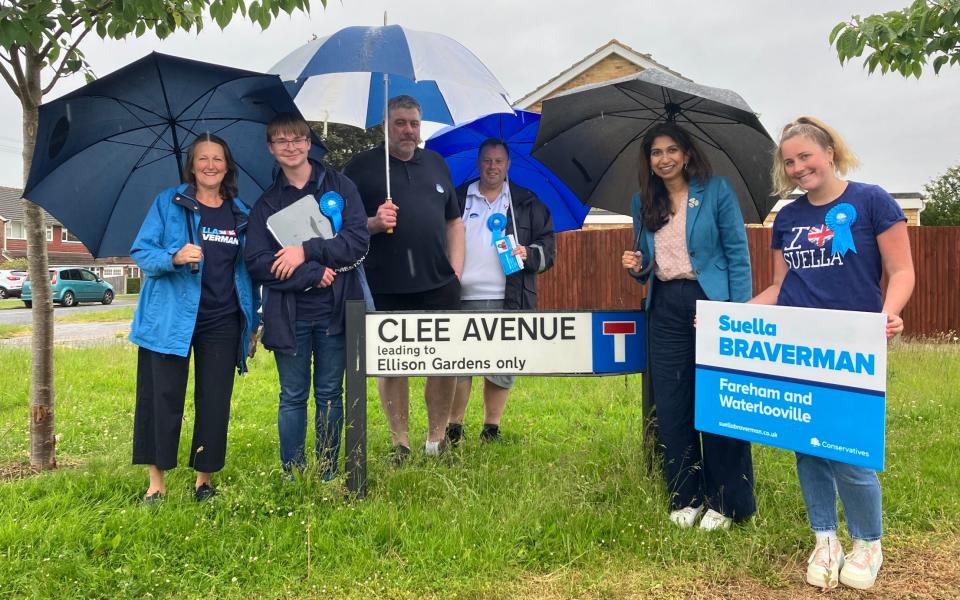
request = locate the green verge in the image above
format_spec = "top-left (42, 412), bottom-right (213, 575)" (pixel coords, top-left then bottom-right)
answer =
top-left (56, 307), bottom-right (135, 324)
top-left (0, 343), bottom-right (957, 599)
top-left (0, 324), bottom-right (30, 339)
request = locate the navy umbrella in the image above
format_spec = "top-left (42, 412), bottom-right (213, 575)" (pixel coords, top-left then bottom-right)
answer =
top-left (24, 52), bottom-right (325, 257)
top-left (426, 110), bottom-right (590, 232)
top-left (532, 69), bottom-right (777, 222)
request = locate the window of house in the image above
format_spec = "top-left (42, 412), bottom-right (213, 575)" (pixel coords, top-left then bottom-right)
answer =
top-left (103, 267), bottom-right (124, 277)
top-left (46, 226), bottom-right (53, 242)
top-left (5, 220), bottom-right (25, 240)
top-left (61, 228), bottom-right (81, 243)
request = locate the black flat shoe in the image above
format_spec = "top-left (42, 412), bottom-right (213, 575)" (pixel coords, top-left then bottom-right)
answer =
top-left (194, 483), bottom-right (217, 502)
top-left (141, 491), bottom-right (164, 505)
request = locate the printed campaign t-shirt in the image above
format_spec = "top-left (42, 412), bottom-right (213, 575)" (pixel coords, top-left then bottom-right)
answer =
top-left (196, 201), bottom-right (240, 329)
top-left (771, 181), bottom-right (905, 313)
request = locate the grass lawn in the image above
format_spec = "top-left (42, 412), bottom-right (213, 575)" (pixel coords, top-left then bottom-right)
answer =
top-left (0, 342), bottom-right (958, 599)
top-left (56, 307), bottom-right (135, 323)
top-left (0, 324), bottom-right (31, 339)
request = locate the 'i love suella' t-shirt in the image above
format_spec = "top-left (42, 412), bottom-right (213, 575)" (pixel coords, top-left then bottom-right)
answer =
top-left (771, 181), bottom-right (905, 313)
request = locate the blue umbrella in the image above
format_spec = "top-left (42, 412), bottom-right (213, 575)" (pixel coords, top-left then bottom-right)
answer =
top-left (426, 110), bottom-right (590, 232)
top-left (24, 52), bottom-right (326, 258)
top-left (269, 24), bottom-right (513, 128)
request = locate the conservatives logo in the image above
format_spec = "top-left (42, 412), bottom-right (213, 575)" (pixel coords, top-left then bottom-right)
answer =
top-left (591, 313), bottom-right (645, 374)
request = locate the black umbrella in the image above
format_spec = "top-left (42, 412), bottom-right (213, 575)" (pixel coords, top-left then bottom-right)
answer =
top-left (24, 52), bottom-right (325, 257)
top-left (531, 68), bottom-right (777, 222)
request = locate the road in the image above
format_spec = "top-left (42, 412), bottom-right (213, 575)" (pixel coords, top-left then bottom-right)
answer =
top-left (0, 297), bottom-right (137, 325)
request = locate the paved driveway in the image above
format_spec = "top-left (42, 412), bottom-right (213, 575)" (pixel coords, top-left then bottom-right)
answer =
top-left (0, 297), bottom-right (137, 326)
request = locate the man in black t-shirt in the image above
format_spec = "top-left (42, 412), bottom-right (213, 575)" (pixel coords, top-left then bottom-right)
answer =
top-left (344, 95), bottom-right (465, 462)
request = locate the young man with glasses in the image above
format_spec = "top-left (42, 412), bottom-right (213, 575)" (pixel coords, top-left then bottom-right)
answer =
top-left (245, 113), bottom-right (369, 479)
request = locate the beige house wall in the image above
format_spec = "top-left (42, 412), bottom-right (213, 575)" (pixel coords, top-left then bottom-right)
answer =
top-left (526, 56), bottom-right (644, 113)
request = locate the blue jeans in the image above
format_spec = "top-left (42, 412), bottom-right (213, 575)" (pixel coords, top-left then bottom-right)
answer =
top-left (275, 319), bottom-right (346, 477)
top-left (796, 452), bottom-right (882, 540)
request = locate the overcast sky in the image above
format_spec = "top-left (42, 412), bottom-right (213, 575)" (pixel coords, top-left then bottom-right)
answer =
top-left (2, 0), bottom-right (958, 193)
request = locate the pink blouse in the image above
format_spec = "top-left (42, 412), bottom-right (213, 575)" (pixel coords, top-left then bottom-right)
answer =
top-left (654, 207), bottom-right (696, 281)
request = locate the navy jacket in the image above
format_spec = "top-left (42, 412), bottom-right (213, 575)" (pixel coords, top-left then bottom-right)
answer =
top-left (245, 160), bottom-right (369, 354)
top-left (630, 176), bottom-right (752, 308)
top-left (456, 181), bottom-right (556, 309)
top-left (129, 184), bottom-right (260, 373)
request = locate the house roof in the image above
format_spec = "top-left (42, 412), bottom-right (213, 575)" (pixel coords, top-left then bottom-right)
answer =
top-left (0, 186), bottom-right (61, 226)
top-left (515, 39), bottom-right (687, 109)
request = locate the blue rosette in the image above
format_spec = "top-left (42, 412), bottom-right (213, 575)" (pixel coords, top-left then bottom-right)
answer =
top-left (825, 202), bottom-right (858, 257)
top-left (319, 191), bottom-right (345, 234)
top-left (487, 213), bottom-right (507, 246)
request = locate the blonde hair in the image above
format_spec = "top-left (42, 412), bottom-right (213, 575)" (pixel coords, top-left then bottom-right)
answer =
top-left (771, 116), bottom-right (860, 197)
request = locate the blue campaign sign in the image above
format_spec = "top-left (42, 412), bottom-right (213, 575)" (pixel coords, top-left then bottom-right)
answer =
top-left (694, 301), bottom-right (888, 471)
top-left (591, 311), bottom-right (646, 374)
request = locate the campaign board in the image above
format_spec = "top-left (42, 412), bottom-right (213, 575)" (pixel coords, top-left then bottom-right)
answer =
top-left (695, 301), bottom-right (887, 470)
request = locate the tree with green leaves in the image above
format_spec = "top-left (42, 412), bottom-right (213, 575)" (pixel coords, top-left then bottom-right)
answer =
top-left (313, 122), bottom-right (383, 171)
top-left (921, 165), bottom-right (960, 225)
top-left (0, 0), bottom-right (314, 470)
top-left (831, 0), bottom-right (960, 77)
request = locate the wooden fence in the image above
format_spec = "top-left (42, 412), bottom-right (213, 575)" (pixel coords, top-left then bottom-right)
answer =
top-left (538, 226), bottom-right (960, 337)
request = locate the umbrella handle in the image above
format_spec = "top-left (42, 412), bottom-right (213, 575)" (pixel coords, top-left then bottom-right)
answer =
top-left (384, 197), bottom-right (395, 234)
top-left (633, 224), bottom-right (654, 277)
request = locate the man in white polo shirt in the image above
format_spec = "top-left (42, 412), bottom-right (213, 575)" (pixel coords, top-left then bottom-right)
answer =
top-left (447, 138), bottom-right (556, 444)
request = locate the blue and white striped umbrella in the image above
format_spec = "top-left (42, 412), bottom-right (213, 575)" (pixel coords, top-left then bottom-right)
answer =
top-left (269, 25), bottom-right (513, 128)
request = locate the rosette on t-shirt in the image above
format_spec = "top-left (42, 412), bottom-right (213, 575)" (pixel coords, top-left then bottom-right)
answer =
top-left (319, 191), bottom-right (345, 234)
top-left (825, 203), bottom-right (858, 257)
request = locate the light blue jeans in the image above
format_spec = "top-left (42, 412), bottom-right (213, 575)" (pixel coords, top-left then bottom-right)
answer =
top-left (796, 452), bottom-right (882, 541)
top-left (275, 319), bottom-right (346, 477)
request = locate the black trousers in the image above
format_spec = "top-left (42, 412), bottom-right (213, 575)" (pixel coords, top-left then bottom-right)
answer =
top-left (132, 314), bottom-right (241, 472)
top-left (649, 279), bottom-right (756, 519)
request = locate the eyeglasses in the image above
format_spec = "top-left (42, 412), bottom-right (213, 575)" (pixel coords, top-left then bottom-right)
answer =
top-left (270, 137), bottom-right (309, 149)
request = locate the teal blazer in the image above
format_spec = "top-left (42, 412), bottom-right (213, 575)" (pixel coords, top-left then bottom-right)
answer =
top-left (630, 176), bottom-right (752, 308)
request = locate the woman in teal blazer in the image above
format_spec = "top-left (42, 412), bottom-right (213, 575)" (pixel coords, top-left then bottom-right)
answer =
top-left (621, 123), bottom-right (755, 530)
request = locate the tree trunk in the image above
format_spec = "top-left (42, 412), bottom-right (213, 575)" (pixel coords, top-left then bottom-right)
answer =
top-left (21, 50), bottom-right (56, 471)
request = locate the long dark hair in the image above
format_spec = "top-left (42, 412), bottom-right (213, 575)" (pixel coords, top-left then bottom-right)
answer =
top-left (181, 133), bottom-right (239, 201)
top-left (637, 123), bottom-right (711, 232)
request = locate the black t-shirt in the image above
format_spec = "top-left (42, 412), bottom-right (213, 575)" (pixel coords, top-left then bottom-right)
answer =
top-left (196, 201), bottom-right (241, 330)
top-left (343, 145), bottom-right (459, 295)
top-left (276, 166), bottom-right (333, 324)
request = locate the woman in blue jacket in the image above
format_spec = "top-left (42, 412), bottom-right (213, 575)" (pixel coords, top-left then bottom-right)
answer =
top-left (621, 123), bottom-right (755, 530)
top-left (129, 134), bottom-right (259, 503)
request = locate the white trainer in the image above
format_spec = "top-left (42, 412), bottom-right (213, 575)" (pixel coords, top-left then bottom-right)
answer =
top-left (806, 537), bottom-right (844, 589)
top-left (840, 539), bottom-right (883, 590)
top-left (668, 505), bottom-right (704, 528)
top-left (699, 508), bottom-right (732, 531)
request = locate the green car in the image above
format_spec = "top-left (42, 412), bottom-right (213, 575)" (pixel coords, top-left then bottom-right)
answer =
top-left (22, 267), bottom-right (115, 308)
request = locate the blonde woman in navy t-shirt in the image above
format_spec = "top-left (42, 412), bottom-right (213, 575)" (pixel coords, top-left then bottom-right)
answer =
top-left (750, 116), bottom-right (914, 590)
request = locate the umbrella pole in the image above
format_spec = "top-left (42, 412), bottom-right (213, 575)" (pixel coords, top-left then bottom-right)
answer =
top-left (383, 71), bottom-right (395, 234)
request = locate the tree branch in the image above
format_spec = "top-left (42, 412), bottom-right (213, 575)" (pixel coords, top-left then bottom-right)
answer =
top-left (9, 44), bottom-right (29, 94)
top-left (40, 2), bottom-right (112, 57)
top-left (41, 24), bottom-right (94, 95)
top-left (0, 61), bottom-right (23, 100)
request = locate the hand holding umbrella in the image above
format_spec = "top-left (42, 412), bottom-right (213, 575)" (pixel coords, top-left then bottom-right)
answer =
top-left (370, 199), bottom-right (398, 234)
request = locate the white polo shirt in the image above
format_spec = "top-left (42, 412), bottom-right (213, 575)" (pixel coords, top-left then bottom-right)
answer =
top-left (461, 181), bottom-right (510, 300)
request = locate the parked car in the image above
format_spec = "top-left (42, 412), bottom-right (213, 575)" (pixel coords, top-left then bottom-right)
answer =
top-left (21, 267), bottom-right (115, 308)
top-left (0, 270), bottom-right (28, 299)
